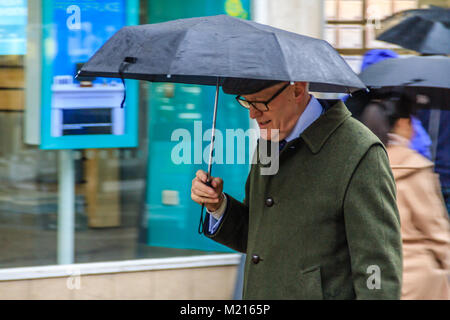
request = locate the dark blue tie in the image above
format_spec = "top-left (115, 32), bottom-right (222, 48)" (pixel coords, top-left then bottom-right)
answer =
top-left (279, 139), bottom-right (287, 151)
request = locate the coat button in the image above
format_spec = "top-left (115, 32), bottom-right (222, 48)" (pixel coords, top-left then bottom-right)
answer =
top-left (265, 197), bottom-right (274, 207)
top-left (251, 255), bottom-right (261, 264)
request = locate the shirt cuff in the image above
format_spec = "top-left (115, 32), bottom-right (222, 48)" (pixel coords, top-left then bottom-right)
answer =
top-left (206, 193), bottom-right (227, 220)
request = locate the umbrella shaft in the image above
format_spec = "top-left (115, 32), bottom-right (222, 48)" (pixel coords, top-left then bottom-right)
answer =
top-left (206, 78), bottom-right (220, 180)
top-left (199, 78), bottom-right (220, 235)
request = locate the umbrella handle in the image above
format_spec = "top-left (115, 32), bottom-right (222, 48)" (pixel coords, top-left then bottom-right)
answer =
top-left (198, 77), bottom-right (220, 235)
top-left (198, 180), bottom-right (213, 234)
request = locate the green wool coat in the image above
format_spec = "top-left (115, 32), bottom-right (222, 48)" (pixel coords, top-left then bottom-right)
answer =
top-left (204, 100), bottom-right (403, 300)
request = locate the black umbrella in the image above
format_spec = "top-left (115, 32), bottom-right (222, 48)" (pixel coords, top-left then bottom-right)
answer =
top-left (376, 7), bottom-right (450, 55)
top-left (78, 15), bottom-right (364, 92)
top-left (359, 55), bottom-right (450, 90)
top-left (347, 56), bottom-right (450, 116)
top-left (77, 15), bottom-right (365, 234)
top-left (346, 86), bottom-right (450, 120)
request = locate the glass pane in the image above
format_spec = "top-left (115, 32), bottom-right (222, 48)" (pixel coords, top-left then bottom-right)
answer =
top-left (0, 0), bottom-right (252, 270)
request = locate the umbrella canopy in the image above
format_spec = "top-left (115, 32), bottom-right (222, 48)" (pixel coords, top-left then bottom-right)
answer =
top-left (348, 56), bottom-right (450, 113)
top-left (358, 55), bottom-right (450, 89)
top-left (376, 7), bottom-right (450, 55)
top-left (346, 87), bottom-right (450, 117)
top-left (78, 15), bottom-right (366, 235)
top-left (78, 14), bottom-right (365, 93)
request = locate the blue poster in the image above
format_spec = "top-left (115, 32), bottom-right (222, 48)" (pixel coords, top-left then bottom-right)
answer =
top-left (52, 0), bottom-right (125, 80)
top-left (0, 0), bottom-right (27, 55)
top-left (40, 0), bottom-right (139, 149)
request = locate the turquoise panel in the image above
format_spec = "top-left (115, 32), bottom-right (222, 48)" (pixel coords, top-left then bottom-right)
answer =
top-left (146, 0), bottom-right (251, 252)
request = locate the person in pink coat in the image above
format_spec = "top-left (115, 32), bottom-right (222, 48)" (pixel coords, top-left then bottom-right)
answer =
top-left (361, 93), bottom-right (450, 300)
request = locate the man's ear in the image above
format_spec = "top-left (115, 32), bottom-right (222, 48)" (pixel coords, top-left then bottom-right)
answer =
top-left (293, 82), bottom-right (308, 101)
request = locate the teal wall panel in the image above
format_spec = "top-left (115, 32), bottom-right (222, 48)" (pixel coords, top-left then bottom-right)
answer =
top-left (146, 0), bottom-right (251, 252)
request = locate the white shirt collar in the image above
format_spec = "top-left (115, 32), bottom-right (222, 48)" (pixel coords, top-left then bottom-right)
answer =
top-left (284, 95), bottom-right (323, 142)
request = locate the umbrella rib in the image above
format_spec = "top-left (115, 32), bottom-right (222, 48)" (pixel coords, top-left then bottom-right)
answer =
top-left (166, 18), bottom-right (209, 76)
top-left (166, 28), bottom-right (191, 76)
top-left (271, 32), bottom-right (293, 81)
top-left (232, 17), bottom-right (301, 81)
top-left (216, 17), bottom-right (295, 80)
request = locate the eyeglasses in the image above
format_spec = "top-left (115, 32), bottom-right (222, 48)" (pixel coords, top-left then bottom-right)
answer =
top-left (235, 83), bottom-right (290, 112)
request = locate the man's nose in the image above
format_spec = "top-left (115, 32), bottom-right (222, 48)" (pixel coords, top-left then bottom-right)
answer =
top-left (249, 105), bottom-right (262, 119)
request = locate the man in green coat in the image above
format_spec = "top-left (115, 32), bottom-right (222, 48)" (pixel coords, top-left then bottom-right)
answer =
top-left (191, 80), bottom-right (402, 299)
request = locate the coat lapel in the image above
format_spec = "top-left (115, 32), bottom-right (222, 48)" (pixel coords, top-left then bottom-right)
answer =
top-left (300, 100), bottom-right (352, 154)
top-left (253, 99), bottom-right (352, 168)
top-left (249, 100), bottom-right (352, 239)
